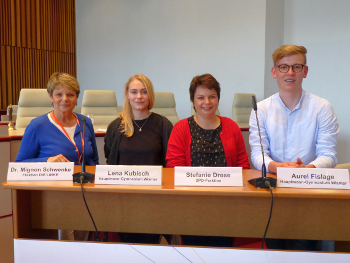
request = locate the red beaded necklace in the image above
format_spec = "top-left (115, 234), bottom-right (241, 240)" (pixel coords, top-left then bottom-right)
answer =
top-left (51, 111), bottom-right (84, 164)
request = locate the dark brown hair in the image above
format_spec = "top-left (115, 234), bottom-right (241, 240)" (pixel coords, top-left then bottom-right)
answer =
top-left (189, 74), bottom-right (220, 103)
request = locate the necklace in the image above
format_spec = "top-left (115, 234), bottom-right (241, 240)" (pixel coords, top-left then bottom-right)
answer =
top-left (133, 114), bottom-right (151, 131)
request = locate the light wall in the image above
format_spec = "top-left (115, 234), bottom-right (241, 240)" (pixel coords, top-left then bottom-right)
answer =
top-left (264, 0), bottom-right (284, 98)
top-left (284, 0), bottom-right (350, 163)
top-left (76, 0), bottom-right (267, 119)
top-left (76, 0), bottom-right (349, 164)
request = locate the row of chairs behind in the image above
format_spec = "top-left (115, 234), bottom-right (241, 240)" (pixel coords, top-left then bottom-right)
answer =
top-left (5, 89), bottom-right (350, 172)
top-left (9, 89), bottom-right (256, 129)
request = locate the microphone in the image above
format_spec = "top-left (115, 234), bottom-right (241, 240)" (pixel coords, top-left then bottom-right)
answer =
top-left (248, 96), bottom-right (276, 188)
top-left (8, 104), bottom-right (15, 130)
top-left (252, 96), bottom-right (257, 111)
top-left (73, 117), bottom-right (94, 183)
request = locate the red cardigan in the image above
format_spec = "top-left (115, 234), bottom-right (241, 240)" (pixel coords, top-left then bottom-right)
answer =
top-left (166, 116), bottom-right (250, 168)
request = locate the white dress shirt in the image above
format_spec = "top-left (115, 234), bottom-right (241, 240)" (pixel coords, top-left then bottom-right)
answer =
top-left (249, 90), bottom-right (339, 172)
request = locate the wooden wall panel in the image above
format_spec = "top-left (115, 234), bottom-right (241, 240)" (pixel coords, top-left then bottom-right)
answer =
top-left (0, 0), bottom-right (76, 109)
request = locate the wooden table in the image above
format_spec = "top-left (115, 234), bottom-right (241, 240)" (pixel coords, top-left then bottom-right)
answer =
top-left (3, 167), bottom-right (350, 241)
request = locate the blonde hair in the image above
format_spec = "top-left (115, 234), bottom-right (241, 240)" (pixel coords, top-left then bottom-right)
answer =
top-left (120, 74), bottom-right (155, 137)
top-left (272, 45), bottom-right (307, 65)
top-left (47, 72), bottom-right (80, 97)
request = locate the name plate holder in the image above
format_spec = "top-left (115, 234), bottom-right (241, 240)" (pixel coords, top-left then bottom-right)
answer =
top-left (7, 162), bottom-right (74, 181)
top-left (174, 167), bottom-right (243, 186)
top-left (277, 168), bottom-right (350, 189)
top-left (95, 165), bottom-right (162, 185)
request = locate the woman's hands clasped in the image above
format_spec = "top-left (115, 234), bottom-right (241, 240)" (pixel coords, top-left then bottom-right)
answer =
top-left (47, 154), bottom-right (70, 162)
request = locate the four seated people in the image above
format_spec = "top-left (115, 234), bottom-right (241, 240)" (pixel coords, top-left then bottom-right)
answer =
top-left (14, 45), bottom-right (340, 250)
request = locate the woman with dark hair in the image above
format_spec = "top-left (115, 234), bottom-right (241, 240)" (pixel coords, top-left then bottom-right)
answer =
top-left (166, 73), bottom-right (250, 247)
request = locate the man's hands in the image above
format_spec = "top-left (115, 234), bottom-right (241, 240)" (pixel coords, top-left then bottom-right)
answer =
top-left (268, 157), bottom-right (315, 173)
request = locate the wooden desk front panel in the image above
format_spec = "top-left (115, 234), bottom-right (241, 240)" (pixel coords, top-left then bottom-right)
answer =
top-left (13, 188), bottom-right (350, 241)
top-left (8, 168), bottom-right (350, 241)
top-left (0, 141), bottom-right (12, 216)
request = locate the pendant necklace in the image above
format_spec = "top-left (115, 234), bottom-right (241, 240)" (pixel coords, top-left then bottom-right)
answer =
top-left (133, 114), bottom-right (151, 131)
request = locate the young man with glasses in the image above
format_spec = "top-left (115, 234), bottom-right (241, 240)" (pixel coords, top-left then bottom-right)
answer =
top-left (249, 45), bottom-right (339, 250)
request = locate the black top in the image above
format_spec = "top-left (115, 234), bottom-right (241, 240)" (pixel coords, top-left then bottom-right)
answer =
top-left (104, 113), bottom-right (173, 167)
top-left (118, 113), bottom-right (163, 165)
top-left (188, 116), bottom-right (227, 167)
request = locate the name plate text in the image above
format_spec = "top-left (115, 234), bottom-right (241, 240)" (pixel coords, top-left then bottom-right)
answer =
top-left (7, 162), bottom-right (74, 181)
top-left (277, 168), bottom-right (350, 189)
top-left (174, 167), bottom-right (243, 186)
top-left (95, 165), bottom-right (162, 185)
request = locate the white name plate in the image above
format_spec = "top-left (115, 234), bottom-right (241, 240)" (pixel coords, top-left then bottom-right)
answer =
top-left (7, 162), bottom-right (74, 181)
top-left (277, 168), bottom-right (350, 189)
top-left (174, 167), bottom-right (243, 186)
top-left (95, 165), bottom-right (162, 185)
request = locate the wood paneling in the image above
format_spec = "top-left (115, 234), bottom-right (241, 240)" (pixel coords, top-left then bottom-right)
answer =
top-left (0, 0), bottom-right (76, 109)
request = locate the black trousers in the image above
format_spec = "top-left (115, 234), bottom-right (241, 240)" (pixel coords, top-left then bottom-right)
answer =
top-left (119, 233), bottom-right (161, 244)
top-left (266, 238), bottom-right (318, 251)
top-left (182, 235), bottom-right (234, 247)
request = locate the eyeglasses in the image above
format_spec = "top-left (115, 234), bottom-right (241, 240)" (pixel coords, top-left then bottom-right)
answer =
top-left (275, 64), bottom-right (306, 73)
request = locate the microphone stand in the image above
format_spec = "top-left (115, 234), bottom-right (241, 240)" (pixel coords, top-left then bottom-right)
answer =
top-left (73, 117), bottom-right (94, 183)
top-left (248, 96), bottom-right (276, 189)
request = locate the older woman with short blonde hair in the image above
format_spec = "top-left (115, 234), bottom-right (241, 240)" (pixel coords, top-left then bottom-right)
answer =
top-left (16, 72), bottom-right (99, 165)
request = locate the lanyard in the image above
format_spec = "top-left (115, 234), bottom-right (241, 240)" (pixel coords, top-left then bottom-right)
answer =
top-left (51, 111), bottom-right (84, 164)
